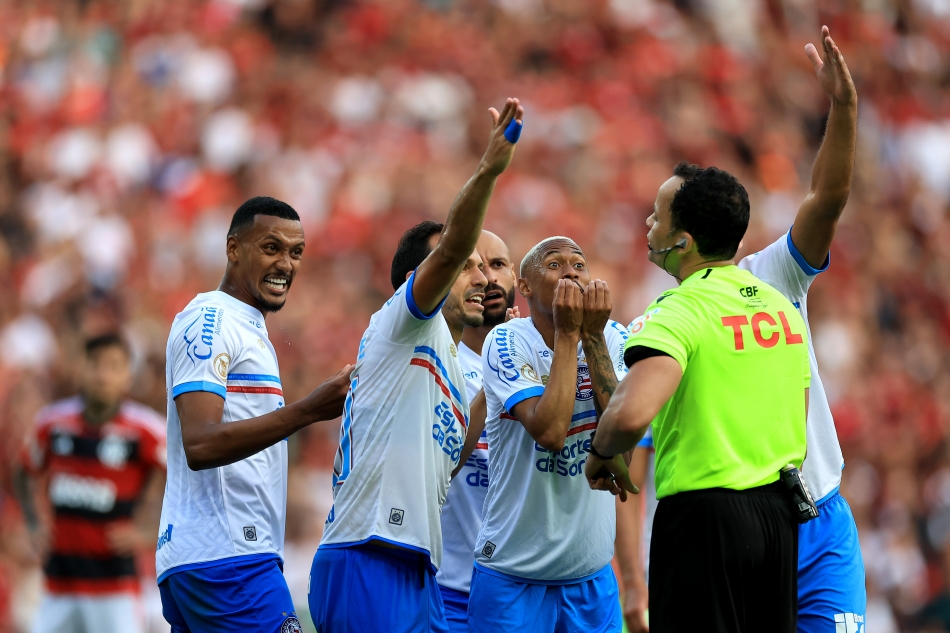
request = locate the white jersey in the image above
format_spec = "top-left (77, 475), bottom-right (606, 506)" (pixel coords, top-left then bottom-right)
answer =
top-left (437, 342), bottom-right (489, 593)
top-left (739, 230), bottom-right (842, 502)
top-left (320, 274), bottom-right (469, 569)
top-left (158, 291), bottom-right (287, 582)
top-left (476, 317), bottom-right (628, 582)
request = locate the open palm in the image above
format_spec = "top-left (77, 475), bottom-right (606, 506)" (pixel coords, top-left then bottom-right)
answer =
top-left (806, 26), bottom-right (856, 106)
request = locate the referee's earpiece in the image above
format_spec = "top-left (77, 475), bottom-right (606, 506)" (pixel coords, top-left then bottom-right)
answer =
top-left (675, 238), bottom-right (687, 249)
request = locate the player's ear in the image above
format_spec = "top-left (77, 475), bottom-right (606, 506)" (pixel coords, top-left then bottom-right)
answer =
top-left (518, 276), bottom-right (531, 298)
top-left (405, 269), bottom-right (415, 282)
top-left (226, 235), bottom-right (240, 264)
top-left (676, 232), bottom-right (694, 253)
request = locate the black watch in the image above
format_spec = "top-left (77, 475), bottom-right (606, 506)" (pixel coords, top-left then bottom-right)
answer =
top-left (588, 431), bottom-right (616, 460)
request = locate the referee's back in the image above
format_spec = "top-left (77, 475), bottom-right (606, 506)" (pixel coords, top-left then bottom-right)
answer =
top-left (626, 264), bottom-right (810, 500)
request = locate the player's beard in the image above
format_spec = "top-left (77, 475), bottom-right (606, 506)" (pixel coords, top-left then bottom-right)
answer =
top-left (482, 284), bottom-right (516, 327)
top-left (444, 291), bottom-right (484, 329)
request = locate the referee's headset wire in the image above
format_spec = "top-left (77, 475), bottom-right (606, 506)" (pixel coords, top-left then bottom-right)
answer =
top-left (654, 239), bottom-right (724, 284)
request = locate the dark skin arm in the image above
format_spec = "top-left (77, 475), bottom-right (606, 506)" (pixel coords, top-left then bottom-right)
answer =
top-left (791, 26), bottom-right (858, 268)
top-left (580, 279), bottom-right (618, 417)
top-left (177, 365), bottom-right (351, 470)
top-left (454, 389), bottom-right (486, 478)
top-left (511, 279), bottom-right (584, 452)
top-left (411, 99), bottom-right (524, 315)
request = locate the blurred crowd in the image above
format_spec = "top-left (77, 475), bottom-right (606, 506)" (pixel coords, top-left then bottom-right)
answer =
top-left (0, 0), bottom-right (948, 630)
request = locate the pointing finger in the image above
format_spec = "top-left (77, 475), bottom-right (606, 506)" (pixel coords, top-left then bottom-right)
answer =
top-left (804, 43), bottom-right (823, 72)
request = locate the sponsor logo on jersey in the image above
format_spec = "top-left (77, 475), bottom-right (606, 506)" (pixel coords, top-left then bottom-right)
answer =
top-left (433, 401), bottom-right (464, 462)
top-left (464, 455), bottom-right (489, 488)
top-left (97, 435), bottom-right (130, 469)
top-left (628, 308), bottom-right (661, 336)
top-left (213, 353), bottom-right (231, 379)
top-left (534, 422), bottom-right (597, 477)
top-left (183, 306), bottom-right (224, 364)
top-left (49, 472), bottom-right (117, 513)
top-left (576, 365), bottom-right (593, 400)
top-left (834, 613), bottom-right (864, 633)
top-left (156, 524), bottom-right (173, 551)
top-left (487, 328), bottom-right (519, 382)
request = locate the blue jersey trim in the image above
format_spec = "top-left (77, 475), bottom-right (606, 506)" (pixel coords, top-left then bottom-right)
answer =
top-left (415, 346), bottom-right (465, 407)
top-left (571, 410), bottom-right (597, 422)
top-left (473, 561), bottom-right (612, 586)
top-left (172, 381), bottom-right (226, 399)
top-left (406, 272), bottom-right (448, 320)
top-left (504, 387), bottom-right (545, 414)
top-left (157, 552), bottom-right (280, 585)
top-left (319, 536), bottom-right (436, 573)
top-left (815, 485), bottom-right (841, 508)
top-left (786, 229), bottom-right (830, 276)
top-left (636, 434), bottom-right (654, 449)
top-left (226, 373), bottom-right (281, 384)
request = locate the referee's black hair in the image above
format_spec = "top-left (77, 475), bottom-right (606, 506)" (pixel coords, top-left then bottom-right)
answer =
top-left (670, 162), bottom-right (750, 260)
top-left (85, 332), bottom-right (131, 358)
top-left (390, 221), bottom-right (444, 291)
top-left (227, 197), bottom-right (300, 238)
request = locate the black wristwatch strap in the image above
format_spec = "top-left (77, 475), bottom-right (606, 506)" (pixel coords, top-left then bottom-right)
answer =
top-left (588, 431), bottom-right (616, 460)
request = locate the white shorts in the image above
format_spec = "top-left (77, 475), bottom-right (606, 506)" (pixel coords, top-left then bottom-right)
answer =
top-left (31, 592), bottom-right (144, 633)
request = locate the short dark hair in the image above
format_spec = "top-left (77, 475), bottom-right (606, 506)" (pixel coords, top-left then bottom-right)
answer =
top-left (669, 162), bottom-right (750, 260)
top-left (390, 221), bottom-right (444, 291)
top-left (227, 196), bottom-right (300, 238)
top-left (85, 333), bottom-right (130, 358)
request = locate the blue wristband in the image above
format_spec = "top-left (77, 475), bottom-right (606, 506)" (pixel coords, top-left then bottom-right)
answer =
top-left (504, 119), bottom-right (523, 144)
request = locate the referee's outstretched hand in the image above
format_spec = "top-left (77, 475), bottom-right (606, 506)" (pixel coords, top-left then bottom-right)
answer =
top-left (585, 453), bottom-right (639, 502)
top-left (553, 278), bottom-right (584, 337)
top-left (479, 98), bottom-right (525, 177)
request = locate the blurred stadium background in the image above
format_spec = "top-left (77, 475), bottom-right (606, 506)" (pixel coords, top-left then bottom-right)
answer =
top-left (0, 0), bottom-right (948, 630)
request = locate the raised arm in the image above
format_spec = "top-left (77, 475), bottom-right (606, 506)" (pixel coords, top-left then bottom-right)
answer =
top-left (581, 280), bottom-right (618, 416)
top-left (511, 279), bottom-right (584, 452)
top-left (177, 365), bottom-right (351, 470)
top-left (411, 99), bottom-right (525, 315)
top-left (791, 25), bottom-right (858, 268)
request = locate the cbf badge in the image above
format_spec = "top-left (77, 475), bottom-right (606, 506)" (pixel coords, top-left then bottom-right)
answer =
top-left (280, 616), bottom-right (302, 633)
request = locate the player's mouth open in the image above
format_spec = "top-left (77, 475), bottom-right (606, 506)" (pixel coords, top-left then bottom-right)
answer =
top-left (263, 276), bottom-right (289, 292)
top-left (465, 294), bottom-right (485, 310)
top-left (483, 290), bottom-right (505, 305)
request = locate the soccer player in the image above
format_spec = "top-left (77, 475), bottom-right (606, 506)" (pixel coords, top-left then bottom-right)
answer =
top-left (158, 196), bottom-right (351, 633)
top-left (15, 333), bottom-right (166, 633)
top-left (616, 26), bottom-right (863, 632)
top-left (470, 236), bottom-right (629, 632)
top-left (308, 98), bottom-right (524, 633)
top-left (439, 230), bottom-right (518, 632)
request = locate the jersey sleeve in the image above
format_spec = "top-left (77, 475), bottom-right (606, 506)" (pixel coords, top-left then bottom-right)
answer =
top-left (481, 323), bottom-right (545, 414)
top-left (373, 273), bottom-right (449, 344)
top-left (636, 425), bottom-right (653, 449)
top-left (605, 321), bottom-right (630, 381)
top-left (624, 294), bottom-right (698, 373)
top-left (738, 230), bottom-right (828, 303)
top-left (170, 305), bottom-right (243, 400)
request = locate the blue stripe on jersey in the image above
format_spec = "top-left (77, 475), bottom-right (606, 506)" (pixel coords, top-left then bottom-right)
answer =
top-left (333, 375), bottom-right (358, 490)
top-left (503, 386), bottom-right (545, 414)
top-left (786, 229), bottom-right (830, 276)
top-left (226, 373), bottom-right (282, 384)
top-left (414, 346), bottom-right (464, 405)
top-left (571, 409), bottom-right (598, 422)
top-left (406, 273), bottom-right (448, 320)
top-left (172, 381), bottom-right (226, 399)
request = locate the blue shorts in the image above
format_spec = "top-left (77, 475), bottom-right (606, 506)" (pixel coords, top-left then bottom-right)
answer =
top-left (797, 489), bottom-right (867, 632)
top-left (439, 585), bottom-right (470, 633)
top-left (308, 543), bottom-right (449, 633)
top-left (159, 554), bottom-right (301, 633)
top-left (468, 563), bottom-right (621, 633)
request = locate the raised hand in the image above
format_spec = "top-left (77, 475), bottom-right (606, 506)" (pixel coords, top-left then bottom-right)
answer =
top-left (552, 278), bottom-right (584, 338)
top-left (581, 279), bottom-right (611, 338)
top-left (805, 25), bottom-right (856, 107)
top-left (303, 364), bottom-right (354, 422)
top-left (505, 306), bottom-right (521, 322)
top-left (480, 98), bottom-right (525, 177)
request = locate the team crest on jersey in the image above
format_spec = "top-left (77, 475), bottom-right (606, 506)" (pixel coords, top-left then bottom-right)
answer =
top-left (576, 365), bottom-right (593, 400)
top-left (213, 353), bottom-right (231, 380)
top-left (280, 616), bottom-right (302, 633)
top-left (97, 435), bottom-right (130, 469)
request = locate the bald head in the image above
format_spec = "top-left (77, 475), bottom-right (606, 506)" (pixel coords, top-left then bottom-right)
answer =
top-left (520, 236), bottom-right (583, 279)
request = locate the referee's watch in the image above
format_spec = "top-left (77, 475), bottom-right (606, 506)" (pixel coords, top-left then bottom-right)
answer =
top-left (588, 431), bottom-right (616, 460)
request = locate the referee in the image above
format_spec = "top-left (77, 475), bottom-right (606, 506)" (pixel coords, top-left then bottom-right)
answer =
top-left (585, 164), bottom-right (811, 632)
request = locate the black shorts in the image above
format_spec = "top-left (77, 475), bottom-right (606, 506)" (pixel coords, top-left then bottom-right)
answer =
top-left (649, 482), bottom-right (798, 633)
